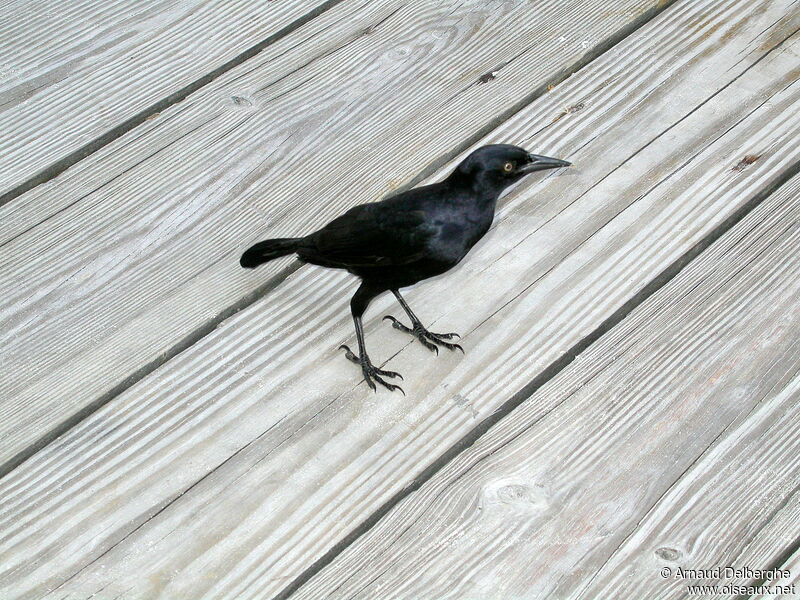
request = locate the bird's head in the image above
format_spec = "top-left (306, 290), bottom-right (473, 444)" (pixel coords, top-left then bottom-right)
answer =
top-left (449, 144), bottom-right (571, 192)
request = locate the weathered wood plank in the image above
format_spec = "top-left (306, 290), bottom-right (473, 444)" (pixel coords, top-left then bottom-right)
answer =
top-left (0, 0), bottom-right (337, 198)
top-left (1, 1), bottom-right (797, 598)
top-left (291, 172), bottom-right (800, 600)
top-left (0, 0), bottom-right (669, 470)
top-left (574, 355), bottom-right (800, 596)
top-left (751, 536), bottom-right (800, 599)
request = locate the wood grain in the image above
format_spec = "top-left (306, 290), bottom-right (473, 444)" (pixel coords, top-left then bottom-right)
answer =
top-left (0, 0), bottom-right (669, 469)
top-left (292, 172), bottom-right (800, 600)
top-left (2, 0), bottom-right (799, 598)
top-left (750, 534), bottom-right (800, 599)
top-left (0, 0), bottom-right (335, 197)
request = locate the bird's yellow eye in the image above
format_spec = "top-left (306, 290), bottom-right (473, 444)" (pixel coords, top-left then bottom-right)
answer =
top-left (503, 162), bottom-right (514, 172)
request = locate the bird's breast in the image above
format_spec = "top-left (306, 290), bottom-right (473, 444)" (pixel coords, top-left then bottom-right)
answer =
top-left (428, 211), bottom-right (493, 265)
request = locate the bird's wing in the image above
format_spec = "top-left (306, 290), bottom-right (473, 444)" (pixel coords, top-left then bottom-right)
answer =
top-left (305, 202), bottom-right (434, 268)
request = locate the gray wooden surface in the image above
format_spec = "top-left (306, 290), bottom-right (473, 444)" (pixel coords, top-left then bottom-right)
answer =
top-left (1, 0), bottom-right (798, 598)
top-left (0, 0), bottom-right (667, 473)
top-left (0, 0), bottom-right (332, 198)
top-left (291, 171), bottom-right (800, 599)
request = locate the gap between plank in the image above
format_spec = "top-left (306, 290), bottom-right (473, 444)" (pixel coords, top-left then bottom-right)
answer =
top-left (271, 159), bottom-right (800, 600)
top-left (735, 482), bottom-right (800, 600)
top-left (0, 0), bottom-right (347, 209)
top-left (0, 0), bottom-right (682, 482)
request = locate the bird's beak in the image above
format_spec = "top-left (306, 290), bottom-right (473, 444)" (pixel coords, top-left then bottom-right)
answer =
top-left (517, 153), bottom-right (572, 174)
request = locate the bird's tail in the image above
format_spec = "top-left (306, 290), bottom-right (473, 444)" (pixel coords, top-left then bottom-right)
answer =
top-left (240, 237), bottom-right (304, 268)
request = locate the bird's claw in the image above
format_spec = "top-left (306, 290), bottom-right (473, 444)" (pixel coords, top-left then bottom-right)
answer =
top-left (339, 344), bottom-right (359, 363)
top-left (382, 315), bottom-right (412, 333)
top-left (382, 316), bottom-right (465, 354)
top-left (339, 345), bottom-right (405, 394)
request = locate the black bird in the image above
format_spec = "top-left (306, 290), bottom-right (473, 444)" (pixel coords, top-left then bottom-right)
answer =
top-left (240, 144), bottom-right (570, 393)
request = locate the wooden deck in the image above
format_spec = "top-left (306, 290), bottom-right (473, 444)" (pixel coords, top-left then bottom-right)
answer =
top-left (1, 0), bottom-right (799, 598)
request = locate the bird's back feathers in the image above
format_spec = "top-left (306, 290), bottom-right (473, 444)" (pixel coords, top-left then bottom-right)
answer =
top-left (302, 200), bottom-right (434, 268)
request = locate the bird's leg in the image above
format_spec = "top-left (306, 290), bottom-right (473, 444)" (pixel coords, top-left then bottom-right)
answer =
top-left (339, 284), bottom-right (404, 394)
top-left (383, 289), bottom-right (464, 355)
top-left (341, 316), bottom-right (405, 394)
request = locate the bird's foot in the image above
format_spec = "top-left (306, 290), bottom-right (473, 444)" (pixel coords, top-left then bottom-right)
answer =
top-left (339, 345), bottom-right (405, 394)
top-left (382, 315), bottom-right (464, 355)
